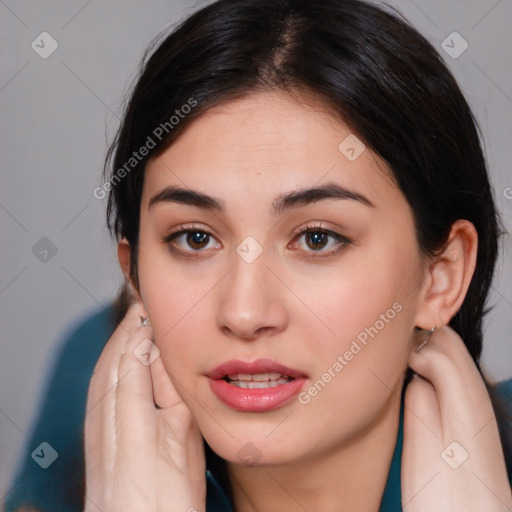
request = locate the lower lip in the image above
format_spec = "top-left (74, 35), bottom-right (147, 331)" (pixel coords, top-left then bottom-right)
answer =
top-left (209, 377), bottom-right (307, 412)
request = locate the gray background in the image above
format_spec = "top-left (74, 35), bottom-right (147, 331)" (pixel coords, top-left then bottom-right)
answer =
top-left (1, 0), bottom-right (511, 502)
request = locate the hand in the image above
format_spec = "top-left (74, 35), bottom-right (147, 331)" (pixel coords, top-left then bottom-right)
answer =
top-left (402, 325), bottom-right (512, 511)
top-left (83, 300), bottom-right (206, 512)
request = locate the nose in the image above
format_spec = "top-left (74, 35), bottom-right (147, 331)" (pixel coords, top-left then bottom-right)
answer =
top-left (216, 249), bottom-right (288, 341)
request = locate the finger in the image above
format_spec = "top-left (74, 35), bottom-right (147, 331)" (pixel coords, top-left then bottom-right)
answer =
top-left (91, 300), bottom-right (148, 382)
top-left (408, 326), bottom-right (512, 508)
top-left (151, 355), bottom-right (187, 409)
top-left (408, 326), bottom-right (494, 440)
top-left (112, 299), bottom-right (149, 345)
top-left (402, 375), bottom-right (448, 511)
top-left (115, 324), bottom-right (160, 454)
top-left (91, 300), bottom-right (150, 402)
top-left (85, 302), bottom-right (149, 478)
top-left (150, 348), bottom-right (201, 446)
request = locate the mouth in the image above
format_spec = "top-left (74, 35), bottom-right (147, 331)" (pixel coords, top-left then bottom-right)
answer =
top-left (223, 372), bottom-right (294, 388)
top-left (207, 359), bottom-right (307, 412)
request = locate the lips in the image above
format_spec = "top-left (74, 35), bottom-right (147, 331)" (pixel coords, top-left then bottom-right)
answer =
top-left (207, 359), bottom-right (306, 380)
top-left (207, 358), bottom-right (308, 412)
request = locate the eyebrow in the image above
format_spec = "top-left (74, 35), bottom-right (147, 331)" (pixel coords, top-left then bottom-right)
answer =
top-left (148, 181), bottom-right (375, 215)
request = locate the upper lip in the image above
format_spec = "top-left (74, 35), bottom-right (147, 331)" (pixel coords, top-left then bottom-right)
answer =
top-left (207, 358), bottom-right (307, 380)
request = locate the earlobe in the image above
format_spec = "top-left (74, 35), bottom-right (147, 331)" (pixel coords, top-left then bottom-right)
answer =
top-left (413, 220), bottom-right (478, 329)
top-left (117, 238), bottom-right (131, 280)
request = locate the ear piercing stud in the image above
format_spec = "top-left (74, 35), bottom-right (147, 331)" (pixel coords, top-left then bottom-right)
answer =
top-left (416, 326), bottom-right (436, 352)
top-left (140, 316), bottom-right (150, 326)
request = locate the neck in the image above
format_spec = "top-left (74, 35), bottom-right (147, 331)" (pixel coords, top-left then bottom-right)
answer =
top-left (227, 393), bottom-right (401, 512)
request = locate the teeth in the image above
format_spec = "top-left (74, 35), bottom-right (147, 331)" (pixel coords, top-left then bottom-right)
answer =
top-left (229, 378), bottom-right (291, 388)
top-left (227, 372), bottom-right (289, 382)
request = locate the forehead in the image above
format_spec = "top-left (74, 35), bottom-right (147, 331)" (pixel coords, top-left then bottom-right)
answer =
top-left (142, 91), bottom-right (400, 211)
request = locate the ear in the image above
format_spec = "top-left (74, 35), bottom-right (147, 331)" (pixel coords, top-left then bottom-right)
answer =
top-left (413, 220), bottom-right (478, 329)
top-left (117, 238), bottom-right (142, 301)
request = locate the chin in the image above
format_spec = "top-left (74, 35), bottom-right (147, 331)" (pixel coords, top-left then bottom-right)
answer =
top-left (205, 435), bottom-right (308, 467)
top-left (200, 415), bottom-right (347, 468)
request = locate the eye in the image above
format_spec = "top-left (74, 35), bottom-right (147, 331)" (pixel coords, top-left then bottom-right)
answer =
top-left (163, 225), bottom-right (221, 255)
top-left (162, 223), bottom-right (351, 258)
top-left (289, 223), bottom-right (352, 257)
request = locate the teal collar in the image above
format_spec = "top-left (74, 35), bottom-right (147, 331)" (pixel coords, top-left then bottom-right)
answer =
top-left (378, 400), bottom-right (404, 511)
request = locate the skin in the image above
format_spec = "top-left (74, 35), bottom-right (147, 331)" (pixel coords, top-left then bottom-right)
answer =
top-left (83, 90), bottom-right (512, 512)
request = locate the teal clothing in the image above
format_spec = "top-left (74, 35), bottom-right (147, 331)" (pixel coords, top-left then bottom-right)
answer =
top-left (4, 305), bottom-right (510, 511)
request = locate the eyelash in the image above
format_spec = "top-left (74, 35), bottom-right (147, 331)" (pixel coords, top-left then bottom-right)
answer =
top-left (162, 223), bottom-right (352, 259)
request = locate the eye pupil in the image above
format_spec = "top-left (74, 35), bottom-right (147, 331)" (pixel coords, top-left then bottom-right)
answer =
top-left (307, 231), bottom-right (328, 250)
top-left (187, 231), bottom-right (208, 249)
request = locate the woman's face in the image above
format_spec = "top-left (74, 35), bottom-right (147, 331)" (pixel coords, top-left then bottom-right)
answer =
top-left (136, 90), bottom-right (427, 465)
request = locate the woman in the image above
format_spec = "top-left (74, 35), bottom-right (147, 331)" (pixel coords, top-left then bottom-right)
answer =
top-left (84, 0), bottom-right (512, 510)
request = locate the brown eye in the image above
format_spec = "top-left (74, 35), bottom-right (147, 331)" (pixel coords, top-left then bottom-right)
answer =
top-left (289, 225), bottom-right (352, 257)
top-left (164, 228), bottom-right (221, 254)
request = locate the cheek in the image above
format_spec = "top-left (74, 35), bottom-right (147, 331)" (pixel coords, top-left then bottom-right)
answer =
top-left (136, 246), bottom-right (213, 377)
top-left (294, 251), bottom-right (417, 411)
top-left (295, 294), bottom-right (412, 446)
top-left (298, 258), bottom-right (410, 357)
